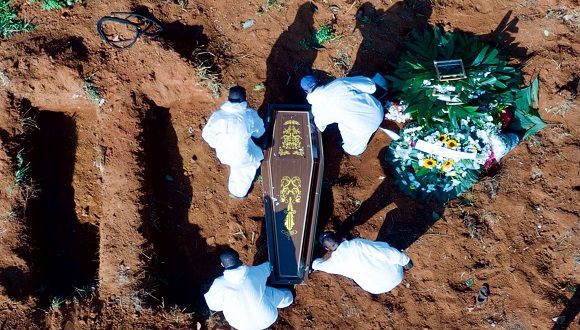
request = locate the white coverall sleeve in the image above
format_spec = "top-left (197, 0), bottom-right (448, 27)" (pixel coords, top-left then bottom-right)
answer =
top-left (313, 114), bottom-right (328, 132)
top-left (249, 111), bottom-right (265, 139)
top-left (204, 280), bottom-right (224, 312)
top-left (254, 262), bottom-right (272, 281)
top-left (201, 116), bottom-right (220, 149)
top-left (311, 256), bottom-right (342, 275)
top-left (307, 93), bottom-right (329, 132)
top-left (344, 76), bottom-right (377, 94)
top-left (362, 241), bottom-right (410, 266)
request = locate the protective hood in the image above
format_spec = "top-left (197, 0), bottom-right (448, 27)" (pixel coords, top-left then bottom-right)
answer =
top-left (221, 101), bottom-right (249, 113)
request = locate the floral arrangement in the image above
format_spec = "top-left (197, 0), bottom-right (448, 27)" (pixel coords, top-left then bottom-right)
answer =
top-left (386, 26), bottom-right (545, 138)
top-left (384, 100), bottom-right (411, 123)
top-left (383, 25), bottom-right (545, 202)
top-left (387, 118), bottom-right (500, 201)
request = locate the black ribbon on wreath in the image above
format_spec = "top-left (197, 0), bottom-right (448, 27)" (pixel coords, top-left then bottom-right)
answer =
top-left (97, 12), bottom-right (163, 49)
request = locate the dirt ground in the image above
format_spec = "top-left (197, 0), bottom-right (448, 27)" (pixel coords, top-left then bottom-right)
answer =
top-left (0, 0), bottom-right (578, 329)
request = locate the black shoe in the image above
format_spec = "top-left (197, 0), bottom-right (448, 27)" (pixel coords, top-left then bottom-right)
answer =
top-left (476, 283), bottom-right (490, 305)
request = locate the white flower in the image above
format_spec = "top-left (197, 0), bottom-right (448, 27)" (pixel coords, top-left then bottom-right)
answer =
top-left (393, 146), bottom-right (411, 161)
top-left (476, 130), bottom-right (489, 140)
top-left (416, 152), bottom-right (425, 160)
top-left (385, 102), bottom-right (411, 123)
top-left (422, 80), bottom-right (432, 86)
top-left (405, 126), bottom-right (424, 134)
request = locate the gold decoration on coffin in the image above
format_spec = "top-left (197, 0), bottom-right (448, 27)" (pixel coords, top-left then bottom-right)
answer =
top-left (279, 176), bottom-right (301, 237)
top-left (278, 120), bottom-right (305, 156)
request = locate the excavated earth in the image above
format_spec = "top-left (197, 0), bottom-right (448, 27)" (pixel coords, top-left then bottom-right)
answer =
top-left (0, 0), bottom-right (578, 329)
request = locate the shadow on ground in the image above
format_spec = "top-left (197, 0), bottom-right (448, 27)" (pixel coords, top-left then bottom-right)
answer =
top-left (138, 97), bottom-right (224, 316)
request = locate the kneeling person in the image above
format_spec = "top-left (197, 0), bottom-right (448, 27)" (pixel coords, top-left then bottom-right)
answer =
top-left (301, 75), bottom-right (384, 156)
top-left (202, 86), bottom-right (265, 199)
top-left (312, 231), bottom-right (413, 294)
top-left (204, 248), bottom-right (293, 330)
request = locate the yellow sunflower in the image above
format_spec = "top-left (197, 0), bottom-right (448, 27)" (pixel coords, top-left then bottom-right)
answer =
top-left (438, 134), bottom-right (448, 142)
top-left (423, 158), bottom-right (437, 169)
top-left (441, 159), bottom-right (455, 172)
top-left (446, 139), bottom-right (459, 149)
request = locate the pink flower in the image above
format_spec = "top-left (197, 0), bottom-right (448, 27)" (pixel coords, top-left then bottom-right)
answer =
top-left (484, 151), bottom-right (496, 170)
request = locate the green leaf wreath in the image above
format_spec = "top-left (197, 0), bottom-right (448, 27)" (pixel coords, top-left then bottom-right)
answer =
top-left (386, 26), bottom-right (544, 134)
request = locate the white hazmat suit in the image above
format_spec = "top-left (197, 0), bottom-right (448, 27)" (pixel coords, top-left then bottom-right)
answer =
top-left (202, 101), bottom-right (265, 198)
top-left (312, 238), bottom-right (410, 294)
top-left (306, 76), bottom-right (384, 156)
top-left (204, 262), bottom-right (293, 330)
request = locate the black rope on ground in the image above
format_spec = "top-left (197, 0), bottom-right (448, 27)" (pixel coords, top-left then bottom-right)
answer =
top-left (97, 12), bottom-right (163, 50)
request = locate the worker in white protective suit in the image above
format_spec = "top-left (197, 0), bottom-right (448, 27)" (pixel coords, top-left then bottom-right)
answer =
top-left (202, 86), bottom-right (265, 199)
top-left (301, 75), bottom-right (384, 156)
top-left (204, 248), bottom-right (293, 330)
top-left (312, 231), bottom-right (413, 294)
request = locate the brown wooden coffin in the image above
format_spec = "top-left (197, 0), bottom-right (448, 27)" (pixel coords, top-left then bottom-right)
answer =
top-left (262, 104), bottom-right (323, 285)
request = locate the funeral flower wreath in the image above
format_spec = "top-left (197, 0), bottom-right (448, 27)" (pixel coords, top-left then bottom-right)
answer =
top-left (384, 25), bottom-right (544, 202)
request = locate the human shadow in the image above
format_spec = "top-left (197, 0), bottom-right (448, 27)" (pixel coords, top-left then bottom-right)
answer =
top-left (138, 98), bottom-right (222, 314)
top-left (337, 147), bottom-right (443, 250)
top-left (482, 10), bottom-right (529, 60)
top-left (317, 124), bottom-right (344, 232)
top-left (350, 1), bottom-right (433, 77)
top-left (260, 2), bottom-right (318, 117)
top-left (552, 290), bottom-right (579, 330)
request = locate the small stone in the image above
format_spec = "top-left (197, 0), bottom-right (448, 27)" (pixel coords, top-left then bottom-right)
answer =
top-left (543, 29), bottom-right (550, 37)
top-left (241, 19), bottom-right (255, 29)
top-left (475, 3), bottom-right (492, 13)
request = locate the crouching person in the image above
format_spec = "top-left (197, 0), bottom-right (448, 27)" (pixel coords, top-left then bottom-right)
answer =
top-left (300, 75), bottom-right (384, 157)
top-left (204, 248), bottom-right (293, 330)
top-left (312, 231), bottom-right (413, 294)
top-left (202, 86), bottom-right (265, 199)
